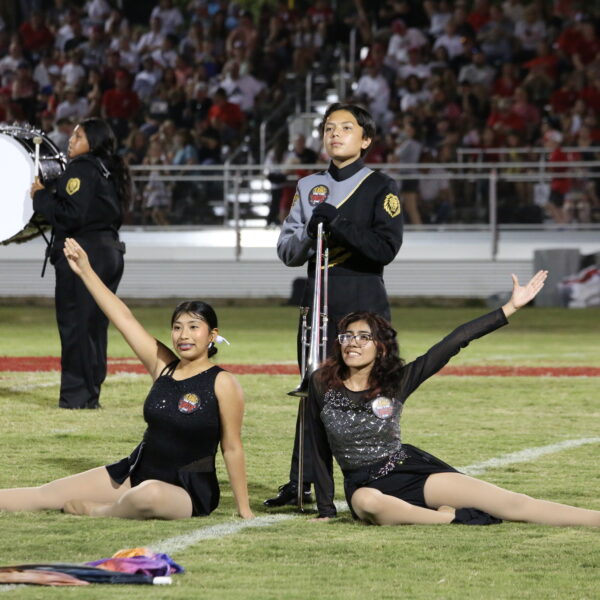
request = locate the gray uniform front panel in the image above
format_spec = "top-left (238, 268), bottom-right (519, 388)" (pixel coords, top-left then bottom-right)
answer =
top-left (277, 167), bottom-right (374, 267)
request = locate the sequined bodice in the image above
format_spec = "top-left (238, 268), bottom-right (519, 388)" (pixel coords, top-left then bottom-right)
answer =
top-left (135, 364), bottom-right (222, 484)
top-left (320, 387), bottom-right (403, 471)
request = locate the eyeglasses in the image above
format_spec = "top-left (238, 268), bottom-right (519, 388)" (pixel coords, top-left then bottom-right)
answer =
top-left (337, 333), bottom-right (373, 347)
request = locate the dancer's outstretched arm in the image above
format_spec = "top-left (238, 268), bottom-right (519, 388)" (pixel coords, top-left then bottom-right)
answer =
top-left (502, 270), bottom-right (548, 318)
top-left (63, 237), bottom-right (176, 379)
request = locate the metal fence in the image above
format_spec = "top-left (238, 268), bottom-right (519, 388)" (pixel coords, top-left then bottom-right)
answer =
top-left (129, 153), bottom-right (600, 259)
top-left (131, 148), bottom-right (600, 221)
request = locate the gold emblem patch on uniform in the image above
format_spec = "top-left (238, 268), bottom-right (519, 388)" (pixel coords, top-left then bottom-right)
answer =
top-left (291, 190), bottom-right (299, 208)
top-left (65, 177), bottom-right (81, 195)
top-left (178, 393), bottom-right (201, 414)
top-left (308, 185), bottom-right (329, 206)
top-left (383, 193), bottom-right (401, 218)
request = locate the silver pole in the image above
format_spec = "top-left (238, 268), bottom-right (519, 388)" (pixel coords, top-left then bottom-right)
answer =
top-left (233, 171), bottom-right (241, 261)
top-left (297, 396), bottom-right (305, 510)
top-left (259, 121), bottom-right (267, 164)
top-left (223, 163), bottom-right (230, 226)
top-left (305, 71), bottom-right (313, 113)
top-left (489, 168), bottom-right (498, 261)
top-left (321, 246), bottom-right (329, 359)
top-left (349, 28), bottom-right (356, 81)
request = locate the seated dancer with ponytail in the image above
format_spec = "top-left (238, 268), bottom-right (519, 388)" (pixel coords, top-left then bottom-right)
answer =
top-left (0, 238), bottom-right (254, 520)
top-left (307, 271), bottom-right (600, 527)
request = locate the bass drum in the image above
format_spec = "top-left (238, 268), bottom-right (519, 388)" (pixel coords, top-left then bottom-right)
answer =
top-left (0, 126), bottom-right (66, 245)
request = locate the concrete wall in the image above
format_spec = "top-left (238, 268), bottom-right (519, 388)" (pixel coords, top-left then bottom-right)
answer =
top-left (1, 228), bottom-right (598, 299)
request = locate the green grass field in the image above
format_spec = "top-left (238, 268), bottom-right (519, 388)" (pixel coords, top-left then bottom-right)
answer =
top-left (0, 304), bottom-right (599, 599)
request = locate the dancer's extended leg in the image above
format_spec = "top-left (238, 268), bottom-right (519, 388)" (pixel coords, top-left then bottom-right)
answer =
top-left (64, 480), bottom-right (193, 520)
top-left (0, 467), bottom-right (129, 512)
top-left (424, 472), bottom-right (600, 527)
top-left (351, 487), bottom-right (454, 526)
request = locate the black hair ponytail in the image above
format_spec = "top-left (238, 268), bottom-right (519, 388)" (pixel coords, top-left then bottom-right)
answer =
top-left (79, 117), bottom-right (132, 210)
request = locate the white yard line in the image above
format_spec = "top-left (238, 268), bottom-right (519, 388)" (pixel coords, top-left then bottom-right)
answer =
top-left (1, 435), bottom-right (599, 592)
top-left (6, 382), bottom-right (58, 392)
top-left (458, 437), bottom-right (600, 476)
top-left (3, 372), bottom-right (147, 392)
top-left (154, 514), bottom-right (295, 555)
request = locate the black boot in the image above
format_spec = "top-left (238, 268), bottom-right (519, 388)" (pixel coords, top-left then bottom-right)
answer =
top-left (263, 482), bottom-right (312, 507)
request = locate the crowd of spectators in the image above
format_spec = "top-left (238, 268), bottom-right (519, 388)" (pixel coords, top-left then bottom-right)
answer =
top-left (0, 0), bottom-right (599, 226)
top-left (344, 0), bottom-right (600, 225)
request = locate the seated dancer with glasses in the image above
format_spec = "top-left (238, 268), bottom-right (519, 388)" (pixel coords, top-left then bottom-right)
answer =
top-left (265, 102), bottom-right (403, 507)
top-left (0, 238), bottom-right (254, 521)
top-left (306, 271), bottom-right (600, 527)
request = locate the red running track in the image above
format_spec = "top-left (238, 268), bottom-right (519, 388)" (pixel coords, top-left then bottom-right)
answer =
top-left (1, 357), bottom-right (599, 377)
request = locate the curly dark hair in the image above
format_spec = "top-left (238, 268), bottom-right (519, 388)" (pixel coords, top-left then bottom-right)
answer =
top-left (318, 311), bottom-right (405, 399)
top-left (171, 300), bottom-right (219, 358)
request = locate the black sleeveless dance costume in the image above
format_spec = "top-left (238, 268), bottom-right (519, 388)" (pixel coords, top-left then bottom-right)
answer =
top-left (106, 361), bottom-right (223, 516)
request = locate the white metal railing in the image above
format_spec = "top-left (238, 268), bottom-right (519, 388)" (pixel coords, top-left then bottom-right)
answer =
top-left (129, 158), bottom-right (600, 260)
top-left (458, 146), bottom-right (600, 156)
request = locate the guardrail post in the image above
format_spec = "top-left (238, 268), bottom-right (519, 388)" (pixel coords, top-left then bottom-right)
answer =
top-left (489, 168), bottom-right (498, 261)
top-left (259, 121), bottom-right (267, 164)
top-left (348, 27), bottom-right (356, 80)
top-left (223, 162), bottom-right (230, 226)
top-left (233, 170), bottom-right (241, 261)
top-left (305, 72), bottom-right (312, 113)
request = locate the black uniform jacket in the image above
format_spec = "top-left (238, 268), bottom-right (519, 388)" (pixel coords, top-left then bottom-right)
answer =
top-left (277, 159), bottom-right (404, 277)
top-left (306, 308), bottom-right (509, 518)
top-left (33, 153), bottom-right (122, 243)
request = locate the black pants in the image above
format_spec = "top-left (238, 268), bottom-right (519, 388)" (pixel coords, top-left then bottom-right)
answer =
top-left (53, 239), bottom-right (124, 409)
top-left (288, 274), bottom-right (391, 484)
top-left (267, 188), bottom-right (282, 225)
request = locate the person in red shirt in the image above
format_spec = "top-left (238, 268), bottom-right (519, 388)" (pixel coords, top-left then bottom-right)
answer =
top-left (18, 10), bottom-right (54, 58)
top-left (557, 21), bottom-right (600, 70)
top-left (207, 87), bottom-right (245, 145)
top-left (523, 41), bottom-right (558, 82)
top-left (466, 0), bottom-right (490, 32)
top-left (550, 73), bottom-right (581, 115)
top-left (579, 74), bottom-right (600, 115)
top-left (544, 130), bottom-right (570, 224)
top-left (101, 70), bottom-right (140, 141)
top-left (492, 62), bottom-right (520, 98)
top-left (511, 86), bottom-right (540, 140)
top-left (486, 97), bottom-right (525, 136)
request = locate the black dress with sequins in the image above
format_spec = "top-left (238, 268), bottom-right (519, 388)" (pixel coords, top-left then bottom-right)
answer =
top-left (106, 362), bottom-right (223, 516)
top-left (306, 309), bottom-right (509, 518)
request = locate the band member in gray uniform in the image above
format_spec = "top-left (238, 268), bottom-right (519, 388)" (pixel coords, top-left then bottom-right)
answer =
top-left (264, 103), bottom-right (404, 507)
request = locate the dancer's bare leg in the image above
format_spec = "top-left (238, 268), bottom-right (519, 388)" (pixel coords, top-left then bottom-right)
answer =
top-left (0, 467), bottom-right (129, 512)
top-left (351, 488), bottom-right (454, 526)
top-left (64, 480), bottom-right (193, 520)
top-left (424, 472), bottom-right (600, 527)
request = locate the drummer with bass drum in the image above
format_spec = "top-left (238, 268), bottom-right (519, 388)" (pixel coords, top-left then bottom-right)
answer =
top-left (30, 117), bottom-right (130, 409)
top-left (264, 103), bottom-right (404, 507)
